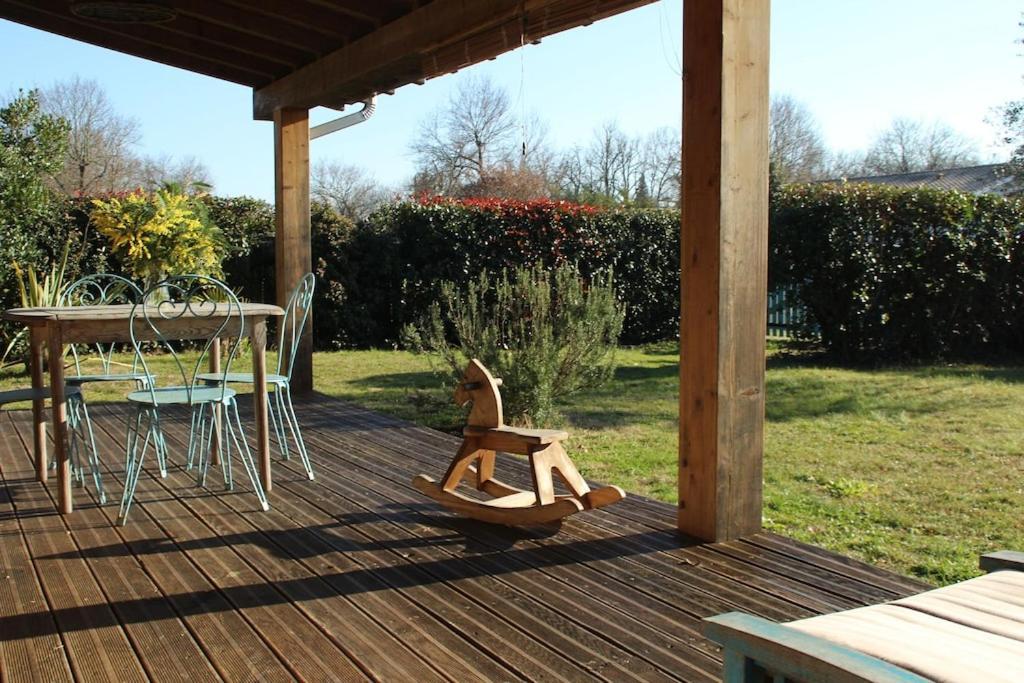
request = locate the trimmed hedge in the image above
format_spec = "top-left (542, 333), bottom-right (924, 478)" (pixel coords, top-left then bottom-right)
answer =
top-left (770, 183), bottom-right (1024, 361)
top-left (346, 197), bottom-right (679, 346)
top-left (11, 186), bottom-right (1019, 362)
top-left (211, 198), bottom-right (357, 349)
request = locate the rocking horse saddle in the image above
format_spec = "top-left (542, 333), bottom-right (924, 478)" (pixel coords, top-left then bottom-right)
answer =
top-left (412, 359), bottom-right (625, 525)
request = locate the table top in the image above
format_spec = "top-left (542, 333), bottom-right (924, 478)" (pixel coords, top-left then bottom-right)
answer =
top-left (2, 302), bottom-right (284, 324)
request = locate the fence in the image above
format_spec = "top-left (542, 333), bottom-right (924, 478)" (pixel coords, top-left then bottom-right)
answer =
top-left (767, 287), bottom-right (804, 339)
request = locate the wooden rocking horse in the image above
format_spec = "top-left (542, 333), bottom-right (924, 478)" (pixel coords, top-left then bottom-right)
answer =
top-left (412, 359), bottom-right (625, 525)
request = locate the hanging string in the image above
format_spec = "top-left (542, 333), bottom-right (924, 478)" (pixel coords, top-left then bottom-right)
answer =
top-left (658, 0), bottom-right (682, 77)
top-left (519, 3), bottom-right (527, 164)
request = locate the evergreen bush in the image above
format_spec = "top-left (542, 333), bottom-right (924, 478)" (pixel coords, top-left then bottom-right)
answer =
top-left (402, 262), bottom-right (624, 426)
top-left (771, 183), bottom-right (1024, 361)
top-left (353, 197), bottom-right (678, 346)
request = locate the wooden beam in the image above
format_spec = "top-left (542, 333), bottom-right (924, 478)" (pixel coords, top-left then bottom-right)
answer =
top-left (223, 0), bottom-right (370, 40)
top-left (253, 0), bottom-right (656, 119)
top-left (0, 0), bottom-right (268, 86)
top-left (171, 1), bottom-right (342, 56)
top-left (4, 0), bottom-right (294, 76)
top-left (274, 108), bottom-right (313, 394)
top-left (678, 0), bottom-right (770, 541)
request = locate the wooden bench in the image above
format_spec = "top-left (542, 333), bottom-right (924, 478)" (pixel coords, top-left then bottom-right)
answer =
top-left (704, 550), bottom-right (1024, 682)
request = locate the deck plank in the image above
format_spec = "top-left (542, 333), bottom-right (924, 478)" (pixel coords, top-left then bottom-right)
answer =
top-left (149, 407), bottom-right (663, 682)
top-left (0, 416), bottom-right (148, 683)
top-left (94, 405), bottom-right (502, 683)
top-left (82, 406), bottom-right (371, 683)
top-left (0, 395), bottom-right (927, 683)
top-left (0, 417), bottom-right (74, 683)
top-left (4, 414), bottom-right (224, 683)
top-left (23, 408), bottom-right (299, 683)
top-left (294, 398), bottom-right (881, 613)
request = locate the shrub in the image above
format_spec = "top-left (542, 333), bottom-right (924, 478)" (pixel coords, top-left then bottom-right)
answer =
top-left (209, 195), bottom-right (275, 303)
top-left (90, 187), bottom-right (226, 287)
top-left (211, 198), bottom-right (357, 349)
top-left (353, 197), bottom-right (678, 346)
top-left (771, 183), bottom-right (1024, 361)
top-left (402, 262), bottom-right (624, 426)
top-left (0, 91), bottom-right (69, 294)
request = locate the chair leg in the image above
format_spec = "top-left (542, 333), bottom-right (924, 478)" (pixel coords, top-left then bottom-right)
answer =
top-left (125, 408), bottom-right (143, 473)
top-left (76, 399), bottom-right (107, 504)
top-left (66, 397), bottom-right (84, 486)
top-left (227, 398), bottom-right (269, 511)
top-left (150, 410), bottom-right (169, 478)
top-left (281, 384), bottom-right (314, 480)
top-left (220, 402), bottom-right (233, 491)
top-left (118, 408), bottom-right (148, 525)
top-left (186, 404), bottom-right (202, 471)
top-left (268, 388), bottom-right (289, 460)
top-left (197, 403), bottom-right (214, 487)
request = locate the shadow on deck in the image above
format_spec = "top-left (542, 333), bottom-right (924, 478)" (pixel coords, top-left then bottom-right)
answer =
top-left (0, 394), bottom-right (928, 682)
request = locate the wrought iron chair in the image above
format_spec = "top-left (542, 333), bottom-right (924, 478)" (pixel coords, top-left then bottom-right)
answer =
top-left (59, 273), bottom-right (152, 502)
top-left (0, 386), bottom-right (100, 499)
top-left (198, 273), bottom-right (316, 480)
top-left (118, 275), bottom-right (269, 525)
top-left (60, 273), bottom-right (150, 387)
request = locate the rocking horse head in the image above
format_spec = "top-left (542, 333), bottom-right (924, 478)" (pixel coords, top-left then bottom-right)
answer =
top-left (453, 359), bottom-right (504, 429)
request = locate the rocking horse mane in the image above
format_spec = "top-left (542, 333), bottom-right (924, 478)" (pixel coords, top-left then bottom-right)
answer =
top-left (453, 359), bottom-right (503, 429)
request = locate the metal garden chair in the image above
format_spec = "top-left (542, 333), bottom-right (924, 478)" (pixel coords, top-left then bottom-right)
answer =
top-left (59, 273), bottom-right (152, 503)
top-left (118, 275), bottom-right (269, 525)
top-left (0, 386), bottom-right (98, 498)
top-left (198, 272), bottom-right (316, 480)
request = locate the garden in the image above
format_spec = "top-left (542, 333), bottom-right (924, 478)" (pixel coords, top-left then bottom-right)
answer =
top-left (3, 90), bottom-right (1023, 585)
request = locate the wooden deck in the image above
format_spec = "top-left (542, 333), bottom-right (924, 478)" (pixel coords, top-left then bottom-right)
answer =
top-left (0, 395), bottom-right (928, 682)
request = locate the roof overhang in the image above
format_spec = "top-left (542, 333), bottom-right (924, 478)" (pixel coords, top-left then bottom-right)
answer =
top-left (0, 0), bottom-right (656, 120)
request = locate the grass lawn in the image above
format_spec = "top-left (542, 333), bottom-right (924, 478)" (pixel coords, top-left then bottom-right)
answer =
top-left (2, 343), bottom-right (1021, 585)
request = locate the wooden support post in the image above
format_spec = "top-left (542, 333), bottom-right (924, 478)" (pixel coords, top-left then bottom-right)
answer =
top-left (678, 0), bottom-right (770, 541)
top-left (46, 323), bottom-right (72, 514)
top-left (29, 326), bottom-right (47, 482)
top-left (274, 107), bottom-right (313, 393)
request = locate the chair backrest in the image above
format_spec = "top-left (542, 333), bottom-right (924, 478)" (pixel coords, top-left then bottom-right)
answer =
top-left (60, 273), bottom-right (144, 376)
top-left (276, 273), bottom-right (316, 379)
top-left (454, 359), bottom-right (504, 428)
top-left (131, 275), bottom-right (242, 405)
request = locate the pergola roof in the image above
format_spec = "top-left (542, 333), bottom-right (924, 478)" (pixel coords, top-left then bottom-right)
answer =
top-left (0, 0), bottom-right (655, 119)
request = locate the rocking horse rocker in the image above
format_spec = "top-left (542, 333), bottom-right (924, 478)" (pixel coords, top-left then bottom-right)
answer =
top-left (413, 360), bottom-right (625, 525)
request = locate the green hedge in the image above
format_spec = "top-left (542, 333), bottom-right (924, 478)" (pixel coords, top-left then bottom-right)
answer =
top-left (213, 197), bottom-right (680, 348)
top-left (11, 186), bottom-right (1019, 361)
top-left (770, 184), bottom-right (1024, 361)
top-left (345, 198), bottom-right (680, 346)
top-left (210, 198), bottom-right (357, 349)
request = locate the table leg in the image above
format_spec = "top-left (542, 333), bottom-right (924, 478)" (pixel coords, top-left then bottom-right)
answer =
top-left (46, 323), bottom-right (72, 514)
top-left (29, 326), bottom-right (47, 483)
top-left (209, 337), bottom-right (222, 466)
top-left (250, 319), bottom-right (271, 493)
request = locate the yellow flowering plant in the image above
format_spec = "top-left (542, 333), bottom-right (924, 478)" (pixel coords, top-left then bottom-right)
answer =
top-left (90, 187), bottom-right (225, 288)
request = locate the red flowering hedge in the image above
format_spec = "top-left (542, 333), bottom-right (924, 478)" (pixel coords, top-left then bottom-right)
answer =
top-left (340, 196), bottom-right (680, 346)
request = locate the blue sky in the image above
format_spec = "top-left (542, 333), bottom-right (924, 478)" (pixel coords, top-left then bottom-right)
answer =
top-left (1, 0), bottom-right (1021, 200)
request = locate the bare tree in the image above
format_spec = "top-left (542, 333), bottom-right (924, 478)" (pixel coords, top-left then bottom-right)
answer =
top-left (819, 149), bottom-right (867, 180)
top-left (555, 123), bottom-right (678, 206)
top-left (863, 118), bottom-right (979, 174)
top-left (411, 75), bottom-right (553, 196)
top-left (312, 160), bottom-right (389, 218)
top-left (770, 95), bottom-right (827, 182)
top-left (39, 76), bottom-right (141, 194)
top-left (640, 126), bottom-right (680, 207)
top-left (133, 153), bottom-right (212, 192)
